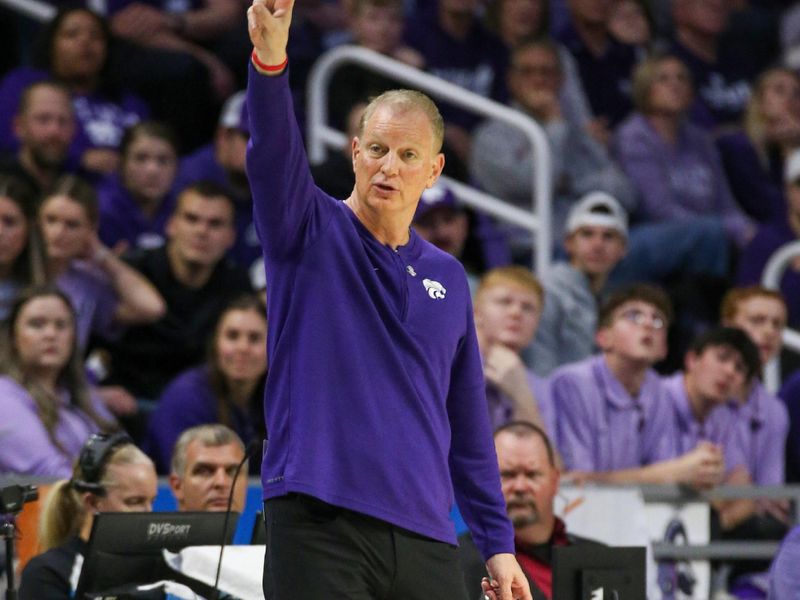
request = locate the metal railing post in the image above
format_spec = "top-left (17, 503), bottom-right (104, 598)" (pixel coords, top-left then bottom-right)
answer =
top-left (761, 240), bottom-right (800, 391)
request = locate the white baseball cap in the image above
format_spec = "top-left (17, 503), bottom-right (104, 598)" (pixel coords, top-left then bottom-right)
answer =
top-left (565, 191), bottom-right (628, 238)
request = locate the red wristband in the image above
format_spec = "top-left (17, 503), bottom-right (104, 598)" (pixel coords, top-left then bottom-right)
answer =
top-left (251, 50), bottom-right (288, 73)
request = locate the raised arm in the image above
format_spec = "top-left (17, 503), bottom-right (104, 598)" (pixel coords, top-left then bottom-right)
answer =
top-left (89, 237), bottom-right (166, 325)
top-left (246, 0), bottom-right (332, 258)
top-left (248, 0), bottom-right (293, 72)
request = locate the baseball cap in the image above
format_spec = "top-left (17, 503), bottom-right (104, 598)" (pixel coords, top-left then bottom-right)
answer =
top-left (785, 149), bottom-right (800, 184)
top-left (414, 185), bottom-right (460, 222)
top-left (565, 191), bottom-right (628, 238)
top-left (219, 90), bottom-right (249, 135)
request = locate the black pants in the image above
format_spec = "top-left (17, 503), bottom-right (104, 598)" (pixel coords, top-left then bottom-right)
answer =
top-left (262, 494), bottom-right (470, 600)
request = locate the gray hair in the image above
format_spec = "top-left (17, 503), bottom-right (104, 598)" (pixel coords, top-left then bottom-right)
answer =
top-left (170, 424), bottom-right (245, 475)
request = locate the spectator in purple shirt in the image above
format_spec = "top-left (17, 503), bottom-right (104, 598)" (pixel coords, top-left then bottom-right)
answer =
top-left (662, 328), bottom-right (764, 521)
top-left (474, 266), bottom-right (551, 436)
top-left (737, 149), bottom-right (800, 329)
top-left (144, 294), bottom-right (267, 474)
top-left (97, 121), bottom-right (179, 253)
top-left (247, 2), bottom-right (530, 598)
top-left (553, 284), bottom-right (726, 487)
top-left (719, 286), bottom-right (792, 593)
top-left (717, 68), bottom-right (800, 224)
top-left (39, 175), bottom-right (166, 351)
top-left (613, 53), bottom-right (756, 249)
top-left (0, 174), bottom-right (46, 319)
top-left (661, 327), bottom-right (759, 470)
top-left (667, 0), bottom-right (756, 131)
top-left (0, 7), bottom-right (149, 177)
top-left (0, 81), bottom-right (77, 197)
top-left (720, 287), bottom-right (790, 489)
top-left (663, 323), bottom-right (786, 586)
top-left (0, 286), bottom-right (116, 477)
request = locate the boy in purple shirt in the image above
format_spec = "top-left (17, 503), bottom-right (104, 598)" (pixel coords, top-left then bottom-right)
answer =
top-left (661, 327), bottom-right (760, 484)
top-left (247, 2), bottom-right (529, 599)
top-left (719, 287), bottom-right (792, 588)
top-left (553, 284), bottom-right (726, 487)
top-left (720, 287), bottom-right (790, 488)
top-left (474, 266), bottom-right (552, 437)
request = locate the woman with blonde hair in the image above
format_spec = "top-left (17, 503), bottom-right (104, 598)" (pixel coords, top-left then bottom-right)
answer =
top-left (18, 433), bottom-right (157, 600)
top-left (717, 67), bottom-right (800, 223)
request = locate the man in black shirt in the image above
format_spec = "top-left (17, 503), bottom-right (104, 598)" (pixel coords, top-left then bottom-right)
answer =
top-left (102, 180), bottom-right (252, 401)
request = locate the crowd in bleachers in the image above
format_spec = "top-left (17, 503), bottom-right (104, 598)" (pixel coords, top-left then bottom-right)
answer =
top-left (3, 0), bottom-right (800, 596)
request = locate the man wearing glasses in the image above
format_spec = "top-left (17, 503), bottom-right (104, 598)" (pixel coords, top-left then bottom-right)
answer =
top-left (551, 284), bottom-right (727, 486)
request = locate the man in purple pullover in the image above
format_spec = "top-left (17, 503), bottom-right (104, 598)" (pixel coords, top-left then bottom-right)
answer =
top-left (246, 2), bottom-right (530, 600)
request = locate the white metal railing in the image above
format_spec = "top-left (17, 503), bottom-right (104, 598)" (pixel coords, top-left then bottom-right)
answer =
top-left (0, 0), bottom-right (54, 21)
top-left (761, 240), bottom-right (800, 392)
top-left (306, 45), bottom-right (553, 277)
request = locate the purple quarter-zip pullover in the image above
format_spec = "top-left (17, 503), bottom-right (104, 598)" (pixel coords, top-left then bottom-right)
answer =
top-left (246, 64), bottom-right (513, 560)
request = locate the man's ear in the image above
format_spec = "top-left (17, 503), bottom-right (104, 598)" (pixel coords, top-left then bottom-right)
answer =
top-left (595, 327), bottom-right (610, 351)
top-left (168, 474), bottom-right (183, 503)
top-left (564, 233), bottom-right (575, 257)
top-left (685, 349), bottom-right (698, 373)
top-left (81, 491), bottom-right (99, 512)
top-left (351, 137), bottom-right (360, 172)
top-left (427, 153), bottom-right (445, 188)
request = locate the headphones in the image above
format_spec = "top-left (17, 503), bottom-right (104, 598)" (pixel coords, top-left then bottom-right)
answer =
top-left (657, 518), bottom-right (697, 598)
top-left (71, 432), bottom-right (133, 496)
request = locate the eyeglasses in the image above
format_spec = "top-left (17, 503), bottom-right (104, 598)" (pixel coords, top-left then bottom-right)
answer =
top-left (617, 308), bottom-right (666, 330)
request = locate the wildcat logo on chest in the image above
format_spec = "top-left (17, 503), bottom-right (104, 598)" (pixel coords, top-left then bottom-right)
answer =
top-left (423, 279), bottom-right (446, 300)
